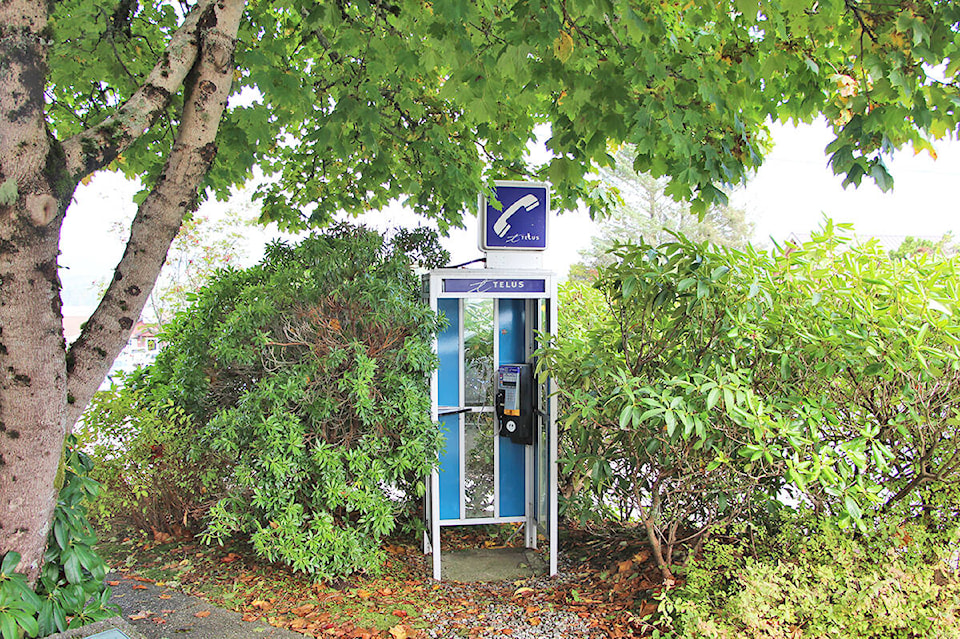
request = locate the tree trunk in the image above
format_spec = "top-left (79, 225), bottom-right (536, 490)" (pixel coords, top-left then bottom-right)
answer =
top-left (0, 0), bottom-right (245, 585)
top-left (0, 0), bottom-right (74, 585)
top-left (65, 0), bottom-right (245, 427)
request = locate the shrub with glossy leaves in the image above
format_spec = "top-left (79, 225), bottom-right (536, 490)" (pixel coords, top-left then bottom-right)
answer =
top-left (542, 221), bottom-right (960, 575)
top-left (128, 224), bottom-right (445, 578)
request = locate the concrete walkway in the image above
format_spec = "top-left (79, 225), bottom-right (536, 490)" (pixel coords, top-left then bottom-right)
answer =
top-left (106, 571), bottom-right (303, 639)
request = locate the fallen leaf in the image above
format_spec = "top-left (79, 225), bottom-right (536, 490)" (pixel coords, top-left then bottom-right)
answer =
top-left (129, 613), bottom-right (149, 621)
top-left (222, 552), bottom-right (241, 563)
top-left (293, 603), bottom-right (316, 616)
top-left (528, 617), bottom-right (541, 626)
top-left (107, 581), bottom-right (120, 586)
top-left (159, 594), bottom-right (172, 600)
top-left (251, 600), bottom-right (272, 611)
top-left (392, 609), bottom-right (408, 618)
top-left (133, 585), bottom-right (149, 590)
top-left (512, 587), bottom-right (534, 597)
top-left (355, 589), bottom-right (373, 600)
top-left (152, 617), bottom-right (167, 625)
top-left (617, 559), bottom-right (633, 574)
top-left (195, 611), bottom-right (211, 618)
top-left (388, 625), bottom-right (410, 639)
top-left (242, 613), bottom-right (258, 622)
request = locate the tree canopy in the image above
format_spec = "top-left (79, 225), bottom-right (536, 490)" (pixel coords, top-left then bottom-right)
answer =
top-left (571, 145), bottom-right (754, 280)
top-left (2, 0), bottom-right (959, 584)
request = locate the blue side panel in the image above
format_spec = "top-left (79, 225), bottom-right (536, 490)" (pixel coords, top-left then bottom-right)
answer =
top-left (437, 299), bottom-right (460, 407)
top-left (438, 414), bottom-right (460, 520)
top-left (498, 299), bottom-right (526, 518)
top-left (437, 298), bottom-right (460, 520)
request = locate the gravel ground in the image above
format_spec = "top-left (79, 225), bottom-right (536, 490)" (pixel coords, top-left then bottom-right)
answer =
top-left (420, 566), bottom-right (603, 638)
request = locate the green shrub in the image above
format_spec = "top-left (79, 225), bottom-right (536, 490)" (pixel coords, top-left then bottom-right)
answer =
top-left (542, 221), bottom-right (960, 574)
top-left (125, 223), bottom-right (444, 579)
top-left (653, 514), bottom-right (960, 638)
top-left (79, 388), bottom-right (219, 534)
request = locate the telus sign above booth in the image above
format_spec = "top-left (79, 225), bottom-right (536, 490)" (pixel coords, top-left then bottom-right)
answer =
top-left (479, 181), bottom-right (550, 251)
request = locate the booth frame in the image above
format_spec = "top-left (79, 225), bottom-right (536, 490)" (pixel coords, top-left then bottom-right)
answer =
top-left (423, 268), bottom-right (559, 581)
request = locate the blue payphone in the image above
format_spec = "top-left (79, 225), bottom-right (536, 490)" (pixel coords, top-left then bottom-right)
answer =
top-left (423, 181), bottom-right (558, 581)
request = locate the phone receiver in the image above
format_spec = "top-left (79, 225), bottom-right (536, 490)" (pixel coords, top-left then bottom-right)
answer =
top-left (493, 194), bottom-right (539, 237)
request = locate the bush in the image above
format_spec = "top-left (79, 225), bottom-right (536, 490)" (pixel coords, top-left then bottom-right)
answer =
top-left (541, 221), bottom-right (960, 574)
top-left (653, 513), bottom-right (960, 638)
top-left (79, 387), bottom-right (219, 535)
top-left (123, 224), bottom-right (444, 579)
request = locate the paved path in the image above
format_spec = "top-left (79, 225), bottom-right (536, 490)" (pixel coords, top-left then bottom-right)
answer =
top-left (108, 571), bottom-right (303, 639)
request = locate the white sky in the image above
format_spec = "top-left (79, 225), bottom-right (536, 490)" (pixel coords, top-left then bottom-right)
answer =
top-left (60, 119), bottom-right (960, 309)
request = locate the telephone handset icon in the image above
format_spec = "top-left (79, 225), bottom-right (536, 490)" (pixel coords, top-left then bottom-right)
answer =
top-left (493, 194), bottom-right (539, 237)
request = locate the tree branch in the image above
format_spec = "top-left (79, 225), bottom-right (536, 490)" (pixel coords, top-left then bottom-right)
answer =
top-left (65, 0), bottom-right (245, 428)
top-left (60, 0), bottom-right (216, 181)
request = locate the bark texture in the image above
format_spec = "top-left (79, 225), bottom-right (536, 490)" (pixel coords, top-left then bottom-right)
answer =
top-left (0, 0), bottom-right (245, 584)
top-left (0, 0), bottom-right (70, 584)
top-left (66, 0), bottom-right (245, 428)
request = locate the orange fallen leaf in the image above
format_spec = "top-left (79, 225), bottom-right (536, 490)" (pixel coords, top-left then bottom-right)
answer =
top-left (129, 613), bottom-right (149, 621)
top-left (388, 625), bottom-right (411, 639)
top-left (159, 594), bottom-right (172, 600)
top-left (107, 581), bottom-right (120, 586)
top-left (528, 617), bottom-right (541, 626)
top-left (242, 613), bottom-right (258, 622)
top-left (152, 617), bottom-right (167, 625)
top-left (221, 552), bottom-right (241, 563)
top-left (195, 611), bottom-right (211, 618)
top-left (293, 603), bottom-right (316, 616)
top-left (133, 585), bottom-right (148, 590)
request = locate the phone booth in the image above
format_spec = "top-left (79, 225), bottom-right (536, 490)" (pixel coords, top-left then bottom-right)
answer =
top-left (423, 182), bottom-right (558, 580)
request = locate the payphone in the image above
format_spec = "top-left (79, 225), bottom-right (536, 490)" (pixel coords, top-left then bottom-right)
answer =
top-left (495, 364), bottom-right (534, 445)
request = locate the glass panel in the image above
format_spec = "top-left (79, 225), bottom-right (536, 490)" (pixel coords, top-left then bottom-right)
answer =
top-left (464, 411), bottom-right (495, 518)
top-left (537, 299), bottom-right (550, 530)
top-left (463, 299), bottom-right (494, 406)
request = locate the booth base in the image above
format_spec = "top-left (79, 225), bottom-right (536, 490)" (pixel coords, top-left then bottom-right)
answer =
top-left (440, 548), bottom-right (547, 582)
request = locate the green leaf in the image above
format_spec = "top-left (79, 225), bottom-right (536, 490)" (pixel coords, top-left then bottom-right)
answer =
top-left (664, 410), bottom-right (677, 436)
top-left (707, 387), bottom-right (721, 410)
top-left (844, 495), bottom-right (862, 521)
top-left (619, 405), bottom-right (633, 429)
top-left (0, 552), bottom-right (21, 575)
top-left (63, 552), bottom-right (82, 584)
top-left (0, 615), bottom-right (18, 639)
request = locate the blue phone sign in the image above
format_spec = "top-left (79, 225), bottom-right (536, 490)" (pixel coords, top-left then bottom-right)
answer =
top-left (481, 182), bottom-right (549, 250)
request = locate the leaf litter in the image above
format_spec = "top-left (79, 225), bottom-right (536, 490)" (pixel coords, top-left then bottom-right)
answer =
top-left (97, 524), bottom-right (669, 637)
